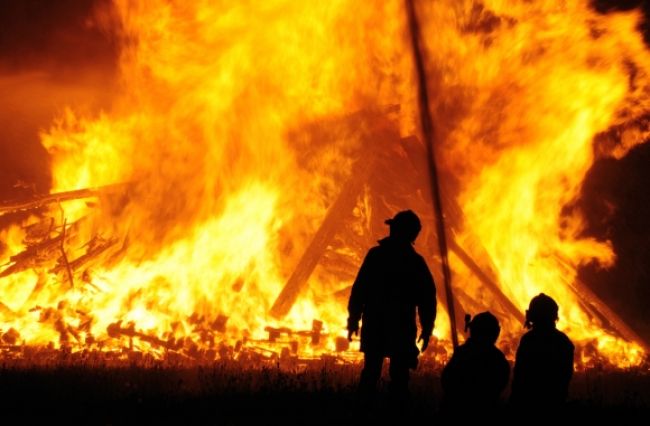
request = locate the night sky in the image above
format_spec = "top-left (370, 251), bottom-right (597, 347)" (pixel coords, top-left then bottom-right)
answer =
top-left (0, 0), bottom-right (649, 343)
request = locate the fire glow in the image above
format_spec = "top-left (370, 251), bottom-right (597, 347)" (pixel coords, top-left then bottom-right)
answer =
top-left (1, 0), bottom-right (648, 368)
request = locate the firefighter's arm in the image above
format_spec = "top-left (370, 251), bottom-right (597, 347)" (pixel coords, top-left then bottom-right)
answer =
top-left (417, 257), bottom-right (437, 351)
top-left (347, 250), bottom-right (374, 341)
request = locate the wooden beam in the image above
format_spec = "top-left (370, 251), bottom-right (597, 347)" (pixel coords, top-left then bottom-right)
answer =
top-left (447, 237), bottom-right (525, 324)
top-left (50, 237), bottom-right (118, 275)
top-left (426, 257), bottom-right (468, 340)
top-left (0, 183), bottom-right (129, 215)
top-left (270, 156), bottom-right (377, 318)
top-left (555, 255), bottom-right (649, 352)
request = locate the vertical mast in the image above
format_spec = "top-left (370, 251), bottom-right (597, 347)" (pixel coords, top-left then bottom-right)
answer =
top-left (405, 0), bottom-right (459, 348)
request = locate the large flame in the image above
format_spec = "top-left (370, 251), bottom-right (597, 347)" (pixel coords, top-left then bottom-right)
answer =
top-left (1, 0), bottom-right (648, 367)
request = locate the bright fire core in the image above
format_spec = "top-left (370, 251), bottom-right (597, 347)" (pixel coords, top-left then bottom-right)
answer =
top-left (1, 0), bottom-right (649, 368)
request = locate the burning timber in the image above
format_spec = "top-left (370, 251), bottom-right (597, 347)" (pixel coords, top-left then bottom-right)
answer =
top-left (0, 183), bottom-right (129, 216)
top-left (0, 107), bottom-right (648, 369)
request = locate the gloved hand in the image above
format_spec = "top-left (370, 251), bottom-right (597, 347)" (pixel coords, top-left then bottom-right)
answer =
top-left (417, 333), bottom-right (430, 353)
top-left (347, 319), bottom-right (359, 342)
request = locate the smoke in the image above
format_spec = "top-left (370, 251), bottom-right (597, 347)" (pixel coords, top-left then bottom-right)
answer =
top-left (0, 0), bottom-right (119, 202)
top-left (579, 142), bottom-right (650, 343)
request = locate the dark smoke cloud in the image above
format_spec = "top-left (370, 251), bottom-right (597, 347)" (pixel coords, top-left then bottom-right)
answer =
top-left (577, 0), bottom-right (650, 344)
top-left (0, 0), bottom-right (119, 202)
top-left (579, 143), bottom-right (650, 343)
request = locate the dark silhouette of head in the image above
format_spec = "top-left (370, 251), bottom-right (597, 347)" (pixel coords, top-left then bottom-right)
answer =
top-left (385, 210), bottom-right (421, 243)
top-left (525, 293), bottom-right (559, 329)
top-left (466, 311), bottom-right (500, 345)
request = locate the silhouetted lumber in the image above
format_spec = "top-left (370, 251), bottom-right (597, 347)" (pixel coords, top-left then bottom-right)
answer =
top-left (59, 218), bottom-right (75, 288)
top-left (574, 278), bottom-right (649, 351)
top-left (23, 217), bottom-right (55, 243)
top-left (0, 218), bottom-right (88, 278)
top-left (559, 268), bottom-right (649, 352)
top-left (399, 137), bottom-right (519, 328)
top-left (0, 235), bottom-right (63, 278)
top-left (107, 321), bottom-right (182, 351)
top-left (50, 237), bottom-right (118, 275)
top-left (425, 257), bottom-right (468, 340)
top-left (406, 0), bottom-right (460, 347)
top-left (0, 183), bottom-right (128, 215)
top-left (270, 109), bottom-right (411, 318)
top-left (447, 238), bottom-right (525, 324)
top-left (319, 252), bottom-right (357, 280)
top-left (270, 156), bottom-right (378, 318)
top-left (552, 255), bottom-right (649, 351)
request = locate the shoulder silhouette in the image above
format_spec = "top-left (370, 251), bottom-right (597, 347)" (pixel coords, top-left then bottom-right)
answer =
top-left (510, 293), bottom-right (575, 411)
top-left (441, 311), bottom-right (510, 415)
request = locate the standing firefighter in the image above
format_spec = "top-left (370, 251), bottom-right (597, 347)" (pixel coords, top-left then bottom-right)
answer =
top-left (347, 209), bottom-right (436, 401)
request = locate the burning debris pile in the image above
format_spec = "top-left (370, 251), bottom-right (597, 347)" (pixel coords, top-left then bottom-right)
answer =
top-left (1, 0), bottom-right (650, 368)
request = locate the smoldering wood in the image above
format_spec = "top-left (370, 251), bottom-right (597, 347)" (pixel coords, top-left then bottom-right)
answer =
top-left (271, 131), bottom-right (471, 334)
top-left (264, 326), bottom-right (293, 342)
top-left (447, 238), bottom-right (525, 324)
top-left (557, 260), bottom-right (650, 352)
top-left (399, 136), bottom-right (470, 334)
top-left (270, 107), bottom-right (405, 319)
top-left (0, 217), bottom-right (89, 278)
top-left (50, 237), bottom-right (118, 275)
top-left (579, 283), bottom-right (649, 352)
top-left (22, 217), bottom-right (55, 243)
top-left (425, 257), bottom-right (468, 339)
top-left (59, 218), bottom-right (75, 289)
top-left (269, 155), bottom-right (379, 319)
top-left (400, 136), bottom-right (528, 328)
top-left (547, 254), bottom-right (649, 351)
top-left (211, 314), bottom-right (228, 333)
top-left (107, 321), bottom-right (183, 351)
top-left (1, 114), bottom-right (643, 365)
top-left (294, 319), bottom-right (325, 345)
top-left (451, 286), bottom-right (488, 321)
top-left (0, 234), bottom-right (63, 278)
top-left (406, 0), bottom-right (460, 347)
top-left (0, 183), bottom-right (129, 216)
top-left (318, 251), bottom-right (358, 280)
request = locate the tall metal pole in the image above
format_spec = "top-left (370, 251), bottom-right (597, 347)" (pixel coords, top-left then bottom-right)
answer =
top-left (405, 0), bottom-right (459, 348)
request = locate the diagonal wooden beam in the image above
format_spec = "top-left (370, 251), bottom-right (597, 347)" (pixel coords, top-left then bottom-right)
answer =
top-left (0, 183), bottom-right (129, 215)
top-left (554, 255), bottom-right (649, 352)
top-left (447, 238), bottom-right (525, 324)
top-left (270, 156), bottom-right (378, 319)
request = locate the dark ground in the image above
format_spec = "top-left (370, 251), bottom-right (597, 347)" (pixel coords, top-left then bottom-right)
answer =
top-left (0, 362), bottom-right (648, 425)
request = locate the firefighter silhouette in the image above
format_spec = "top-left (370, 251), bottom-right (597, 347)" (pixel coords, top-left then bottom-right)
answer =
top-left (510, 293), bottom-right (575, 411)
top-left (347, 209), bottom-right (436, 401)
top-left (441, 311), bottom-right (510, 415)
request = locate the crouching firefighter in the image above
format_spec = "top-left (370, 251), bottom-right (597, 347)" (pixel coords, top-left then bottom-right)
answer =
top-left (347, 209), bottom-right (437, 402)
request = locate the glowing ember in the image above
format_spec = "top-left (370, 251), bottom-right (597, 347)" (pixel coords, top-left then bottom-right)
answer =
top-left (1, 0), bottom-right (648, 368)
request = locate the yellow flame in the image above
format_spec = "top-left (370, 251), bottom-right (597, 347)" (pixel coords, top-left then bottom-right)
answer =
top-left (1, 0), bottom-right (648, 367)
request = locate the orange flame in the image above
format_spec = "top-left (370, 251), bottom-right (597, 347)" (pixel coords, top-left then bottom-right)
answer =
top-left (1, 0), bottom-right (648, 367)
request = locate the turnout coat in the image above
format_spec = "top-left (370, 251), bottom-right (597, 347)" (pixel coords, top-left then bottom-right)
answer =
top-left (347, 237), bottom-right (436, 362)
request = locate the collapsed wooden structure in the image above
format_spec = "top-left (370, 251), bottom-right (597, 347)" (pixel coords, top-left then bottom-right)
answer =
top-left (269, 109), bottom-right (649, 355)
top-left (0, 108), bottom-right (647, 365)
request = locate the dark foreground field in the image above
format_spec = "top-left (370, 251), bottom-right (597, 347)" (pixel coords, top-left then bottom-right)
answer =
top-left (0, 361), bottom-right (648, 425)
